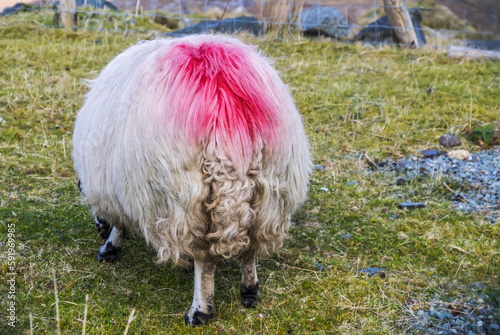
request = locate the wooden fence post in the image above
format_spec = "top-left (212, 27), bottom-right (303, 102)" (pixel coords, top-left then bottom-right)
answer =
top-left (60, 0), bottom-right (76, 31)
top-left (383, 0), bottom-right (419, 47)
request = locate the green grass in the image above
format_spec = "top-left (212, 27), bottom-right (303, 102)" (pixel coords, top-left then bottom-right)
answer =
top-left (0, 18), bottom-right (499, 334)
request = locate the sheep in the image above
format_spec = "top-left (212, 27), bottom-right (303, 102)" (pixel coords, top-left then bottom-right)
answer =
top-left (72, 34), bottom-right (311, 326)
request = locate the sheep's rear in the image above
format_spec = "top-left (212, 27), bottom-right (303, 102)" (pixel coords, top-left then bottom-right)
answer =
top-left (72, 35), bottom-right (311, 326)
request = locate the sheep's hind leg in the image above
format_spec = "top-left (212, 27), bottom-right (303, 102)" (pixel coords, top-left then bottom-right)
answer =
top-left (184, 256), bottom-right (218, 326)
top-left (97, 226), bottom-right (124, 262)
top-left (94, 216), bottom-right (111, 239)
top-left (240, 250), bottom-right (260, 308)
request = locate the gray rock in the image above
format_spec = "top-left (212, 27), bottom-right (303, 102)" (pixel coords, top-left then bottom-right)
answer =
top-left (421, 149), bottom-right (441, 158)
top-left (466, 40), bottom-right (500, 51)
top-left (396, 177), bottom-right (409, 185)
top-left (313, 164), bottom-right (325, 172)
top-left (314, 261), bottom-right (325, 271)
top-left (76, 0), bottom-right (118, 10)
top-left (1, 2), bottom-right (31, 16)
top-left (358, 267), bottom-right (386, 277)
top-left (165, 16), bottom-right (260, 37)
top-left (300, 6), bottom-right (349, 39)
top-left (437, 312), bottom-right (448, 321)
top-left (399, 202), bottom-right (426, 209)
top-left (44, 0), bottom-right (118, 11)
top-left (439, 134), bottom-right (462, 148)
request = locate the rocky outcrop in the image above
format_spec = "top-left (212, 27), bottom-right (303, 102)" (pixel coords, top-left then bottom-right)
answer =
top-left (300, 6), bottom-right (349, 39)
top-left (1, 3), bottom-right (32, 16)
top-left (164, 16), bottom-right (260, 37)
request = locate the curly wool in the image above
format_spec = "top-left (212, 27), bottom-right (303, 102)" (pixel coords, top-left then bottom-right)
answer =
top-left (72, 34), bottom-right (312, 265)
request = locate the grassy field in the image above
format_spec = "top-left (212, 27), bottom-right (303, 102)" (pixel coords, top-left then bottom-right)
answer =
top-left (0, 18), bottom-right (499, 334)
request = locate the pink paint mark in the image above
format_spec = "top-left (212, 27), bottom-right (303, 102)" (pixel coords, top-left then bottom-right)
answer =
top-left (155, 40), bottom-right (281, 170)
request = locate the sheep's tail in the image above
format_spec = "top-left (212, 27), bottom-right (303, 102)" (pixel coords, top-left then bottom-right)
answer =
top-left (201, 144), bottom-right (262, 259)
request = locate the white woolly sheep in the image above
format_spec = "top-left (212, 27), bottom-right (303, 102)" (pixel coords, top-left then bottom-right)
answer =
top-left (72, 34), bottom-right (311, 326)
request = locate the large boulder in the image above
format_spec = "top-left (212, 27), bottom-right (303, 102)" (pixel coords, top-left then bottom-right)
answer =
top-left (1, 3), bottom-right (32, 16)
top-left (466, 40), bottom-right (500, 51)
top-left (31, 0), bottom-right (118, 11)
top-left (165, 16), bottom-right (260, 37)
top-left (75, 0), bottom-right (118, 11)
top-left (352, 8), bottom-right (426, 46)
top-left (300, 6), bottom-right (349, 39)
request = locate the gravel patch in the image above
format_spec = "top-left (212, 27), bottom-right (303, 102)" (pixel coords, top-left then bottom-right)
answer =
top-left (403, 284), bottom-right (500, 334)
top-left (378, 146), bottom-right (500, 223)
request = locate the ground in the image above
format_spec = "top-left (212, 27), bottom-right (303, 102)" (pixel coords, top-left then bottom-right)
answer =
top-left (0, 17), bottom-right (499, 334)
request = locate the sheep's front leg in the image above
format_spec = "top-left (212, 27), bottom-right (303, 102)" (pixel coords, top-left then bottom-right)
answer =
top-left (184, 256), bottom-right (218, 326)
top-left (240, 250), bottom-right (259, 308)
top-left (97, 226), bottom-right (124, 262)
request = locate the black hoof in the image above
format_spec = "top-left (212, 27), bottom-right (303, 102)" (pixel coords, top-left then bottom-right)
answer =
top-left (97, 241), bottom-right (121, 262)
top-left (95, 216), bottom-right (111, 239)
top-left (241, 282), bottom-right (260, 308)
top-left (184, 311), bottom-right (214, 326)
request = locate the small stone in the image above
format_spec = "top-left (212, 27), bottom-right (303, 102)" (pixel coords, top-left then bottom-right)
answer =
top-left (399, 202), bottom-right (426, 209)
top-left (437, 312), bottom-right (447, 321)
top-left (358, 267), bottom-right (386, 277)
top-left (314, 261), bottom-right (325, 271)
top-left (421, 149), bottom-right (441, 158)
top-left (440, 134), bottom-right (462, 148)
top-left (448, 150), bottom-right (471, 160)
top-left (396, 177), bottom-right (408, 185)
top-left (468, 200), bottom-right (478, 207)
top-left (313, 164), bottom-right (325, 172)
